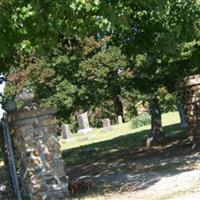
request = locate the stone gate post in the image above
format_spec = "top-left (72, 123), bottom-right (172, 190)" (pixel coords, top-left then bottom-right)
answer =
top-left (179, 74), bottom-right (200, 148)
top-left (10, 104), bottom-right (68, 200)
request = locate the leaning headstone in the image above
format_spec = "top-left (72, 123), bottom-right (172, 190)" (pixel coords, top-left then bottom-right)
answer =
top-left (102, 118), bottom-right (111, 128)
top-left (61, 124), bottom-right (72, 139)
top-left (118, 115), bottom-right (123, 125)
top-left (77, 112), bottom-right (93, 134)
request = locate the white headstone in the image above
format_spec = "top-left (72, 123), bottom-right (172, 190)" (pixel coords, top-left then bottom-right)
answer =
top-left (102, 118), bottom-right (111, 128)
top-left (77, 112), bottom-right (93, 134)
top-left (118, 115), bottom-right (123, 125)
top-left (61, 124), bottom-right (72, 139)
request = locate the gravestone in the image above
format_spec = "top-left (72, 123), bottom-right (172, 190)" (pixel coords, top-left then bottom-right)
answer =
top-left (61, 124), bottom-right (72, 139)
top-left (118, 115), bottom-right (123, 125)
top-left (77, 112), bottom-right (93, 134)
top-left (101, 118), bottom-right (112, 132)
top-left (102, 118), bottom-right (111, 128)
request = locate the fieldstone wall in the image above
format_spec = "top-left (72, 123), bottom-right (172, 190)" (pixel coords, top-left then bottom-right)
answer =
top-left (179, 74), bottom-right (200, 148)
top-left (10, 104), bottom-right (68, 200)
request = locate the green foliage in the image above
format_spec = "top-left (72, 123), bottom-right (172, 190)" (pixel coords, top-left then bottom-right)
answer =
top-left (122, 89), bottom-right (144, 121)
top-left (79, 45), bottom-right (129, 118)
top-left (2, 0), bottom-right (200, 133)
top-left (103, 0), bottom-right (200, 93)
top-left (43, 79), bottom-right (78, 129)
top-left (131, 114), bottom-right (151, 129)
top-left (0, 0), bottom-right (102, 72)
top-left (44, 80), bottom-right (77, 109)
top-left (157, 90), bottom-right (177, 113)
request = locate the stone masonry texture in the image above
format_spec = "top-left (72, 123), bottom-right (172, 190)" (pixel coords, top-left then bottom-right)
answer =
top-left (9, 104), bottom-right (68, 200)
top-left (179, 74), bottom-right (200, 148)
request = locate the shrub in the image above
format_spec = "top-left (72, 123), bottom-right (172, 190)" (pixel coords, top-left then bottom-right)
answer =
top-left (131, 114), bottom-right (151, 129)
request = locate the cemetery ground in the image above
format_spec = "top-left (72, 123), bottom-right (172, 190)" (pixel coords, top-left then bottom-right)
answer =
top-left (0, 112), bottom-right (200, 199)
top-left (61, 112), bottom-right (200, 200)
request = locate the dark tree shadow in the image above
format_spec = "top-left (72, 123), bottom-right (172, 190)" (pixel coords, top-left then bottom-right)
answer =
top-left (63, 123), bottom-right (198, 199)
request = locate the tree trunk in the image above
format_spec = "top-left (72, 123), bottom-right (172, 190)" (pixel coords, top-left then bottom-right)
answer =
top-left (113, 95), bottom-right (125, 122)
top-left (176, 102), bottom-right (187, 128)
top-left (149, 97), bottom-right (164, 144)
top-left (107, 70), bottom-right (125, 123)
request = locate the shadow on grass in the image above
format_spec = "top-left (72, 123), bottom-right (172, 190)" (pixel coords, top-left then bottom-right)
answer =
top-left (63, 123), bottom-right (185, 166)
top-left (63, 123), bottom-right (200, 199)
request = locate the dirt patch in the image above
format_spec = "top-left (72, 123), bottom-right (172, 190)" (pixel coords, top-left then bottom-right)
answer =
top-left (111, 169), bottom-right (200, 200)
top-left (65, 139), bottom-right (200, 200)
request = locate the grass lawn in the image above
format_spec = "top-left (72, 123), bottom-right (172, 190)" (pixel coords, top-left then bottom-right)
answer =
top-left (60, 112), bottom-right (180, 151)
top-left (0, 112), bottom-right (194, 200)
top-left (61, 112), bottom-right (198, 200)
top-left (61, 112), bottom-right (184, 166)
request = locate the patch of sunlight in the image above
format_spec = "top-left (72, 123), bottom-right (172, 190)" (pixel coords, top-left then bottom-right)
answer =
top-left (162, 112), bottom-right (179, 126)
top-left (0, 161), bottom-right (4, 167)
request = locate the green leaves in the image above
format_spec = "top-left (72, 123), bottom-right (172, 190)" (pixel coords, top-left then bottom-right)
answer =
top-left (17, 40), bottom-right (33, 54)
top-left (2, 0), bottom-right (200, 126)
top-left (46, 79), bottom-right (77, 109)
top-left (70, 0), bottom-right (100, 12)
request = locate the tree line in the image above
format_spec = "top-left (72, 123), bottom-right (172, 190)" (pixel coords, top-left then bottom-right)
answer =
top-left (1, 0), bottom-right (200, 143)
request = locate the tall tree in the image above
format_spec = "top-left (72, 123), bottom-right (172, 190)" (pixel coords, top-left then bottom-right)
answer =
top-left (97, 0), bottom-right (200, 143)
top-left (0, 0), bottom-right (104, 72)
top-left (79, 45), bottom-right (129, 121)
